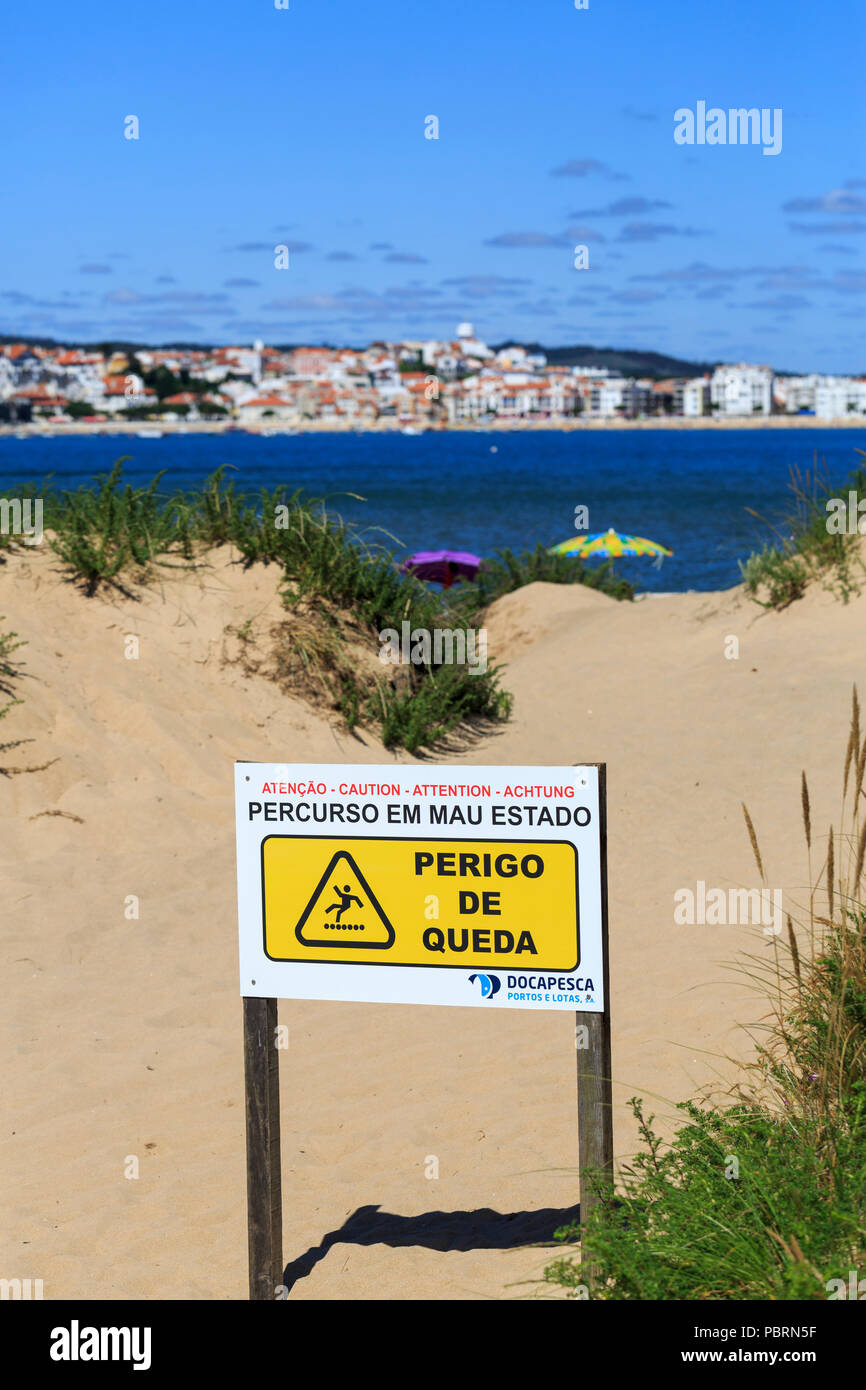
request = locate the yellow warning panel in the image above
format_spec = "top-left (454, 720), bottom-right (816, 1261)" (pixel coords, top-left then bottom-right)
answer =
top-left (262, 836), bottom-right (579, 969)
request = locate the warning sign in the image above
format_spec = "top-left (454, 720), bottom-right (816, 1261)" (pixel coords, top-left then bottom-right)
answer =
top-left (262, 836), bottom-right (577, 968)
top-left (291, 848), bottom-right (395, 950)
top-left (235, 763), bottom-right (605, 1012)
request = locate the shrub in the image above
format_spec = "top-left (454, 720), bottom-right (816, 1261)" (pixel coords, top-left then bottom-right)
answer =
top-left (740, 546), bottom-right (809, 609)
top-left (740, 454), bottom-right (866, 609)
top-left (47, 460), bottom-right (187, 592)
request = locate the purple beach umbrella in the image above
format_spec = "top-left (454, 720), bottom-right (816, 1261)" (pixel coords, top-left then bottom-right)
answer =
top-left (400, 549), bottom-right (481, 589)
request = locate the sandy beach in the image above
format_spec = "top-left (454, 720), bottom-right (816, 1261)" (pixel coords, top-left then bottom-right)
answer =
top-left (1, 415), bottom-right (864, 440)
top-left (1, 542), bottom-right (859, 1300)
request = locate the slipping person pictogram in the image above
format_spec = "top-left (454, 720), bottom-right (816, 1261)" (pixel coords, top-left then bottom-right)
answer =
top-left (325, 884), bottom-right (364, 923)
top-left (295, 849), bottom-right (396, 949)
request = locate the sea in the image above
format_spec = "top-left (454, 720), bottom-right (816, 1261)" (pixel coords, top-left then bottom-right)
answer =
top-left (0, 428), bottom-right (862, 593)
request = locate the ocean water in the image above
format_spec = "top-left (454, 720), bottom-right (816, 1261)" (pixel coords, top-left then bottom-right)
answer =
top-left (0, 428), bottom-right (862, 593)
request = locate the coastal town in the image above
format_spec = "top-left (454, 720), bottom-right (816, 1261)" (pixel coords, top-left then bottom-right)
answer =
top-left (1, 323), bottom-right (864, 430)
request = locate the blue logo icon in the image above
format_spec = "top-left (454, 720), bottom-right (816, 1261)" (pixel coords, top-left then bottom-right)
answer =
top-left (469, 973), bottom-right (501, 999)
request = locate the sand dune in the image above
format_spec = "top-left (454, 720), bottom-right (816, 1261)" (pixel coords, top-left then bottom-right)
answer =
top-left (1, 544), bottom-right (859, 1299)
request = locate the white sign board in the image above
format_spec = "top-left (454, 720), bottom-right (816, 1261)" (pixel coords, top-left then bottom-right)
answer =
top-left (235, 763), bottom-right (604, 1012)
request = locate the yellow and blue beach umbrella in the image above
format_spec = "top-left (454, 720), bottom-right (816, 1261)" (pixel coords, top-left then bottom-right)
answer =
top-left (549, 527), bottom-right (673, 560)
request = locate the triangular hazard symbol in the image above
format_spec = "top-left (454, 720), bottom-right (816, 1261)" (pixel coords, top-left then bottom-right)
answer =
top-left (295, 850), bottom-right (396, 949)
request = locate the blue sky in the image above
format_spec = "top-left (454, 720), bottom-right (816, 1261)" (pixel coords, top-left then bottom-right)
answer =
top-left (2, 0), bottom-right (864, 369)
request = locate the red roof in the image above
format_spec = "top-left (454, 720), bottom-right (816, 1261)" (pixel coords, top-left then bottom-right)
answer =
top-left (13, 390), bottom-right (68, 404)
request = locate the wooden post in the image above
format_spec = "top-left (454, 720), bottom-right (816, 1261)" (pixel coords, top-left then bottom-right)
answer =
top-left (576, 762), bottom-right (613, 1282)
top-left (243, 996), bottom-right (283, 1300)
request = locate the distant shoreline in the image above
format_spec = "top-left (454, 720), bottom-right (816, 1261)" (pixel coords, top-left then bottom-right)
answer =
top-left (1, 416), bottom-right (864, 438)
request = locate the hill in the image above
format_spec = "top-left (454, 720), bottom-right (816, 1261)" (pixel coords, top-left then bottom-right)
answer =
top-left (494, 342), bottom-right (718, 378)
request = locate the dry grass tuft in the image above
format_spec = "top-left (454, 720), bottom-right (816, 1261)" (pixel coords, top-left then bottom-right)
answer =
top-left (741, 801), bottom-right (765, 882)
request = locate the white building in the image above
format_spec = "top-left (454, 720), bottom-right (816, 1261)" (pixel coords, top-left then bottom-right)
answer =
top-left (455, 322), bottom-right (493, 360)
top-left (815, 377), bottom-right (866, 419)
top-left (681, 377), bottom-right (710, 417)
top-left (420, 339), bottom-right (448, 368)
top-left (494, 345), bottom-right (528, 368)
top-left (775, 373), bottom-right (822, 414)
top-left (585, 376), bottom-right (634, 417)
top-left (0, 355), bottom-right (16, 400)
top-left (710, 363), bottom-right (774, 416)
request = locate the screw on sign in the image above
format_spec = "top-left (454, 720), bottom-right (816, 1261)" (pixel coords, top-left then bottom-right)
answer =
top-left (235, 763), bottom-right (612, 1298)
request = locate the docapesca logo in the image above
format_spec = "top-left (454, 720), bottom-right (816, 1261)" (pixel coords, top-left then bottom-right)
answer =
top-left (469, 972), bottom-right (501, 999)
